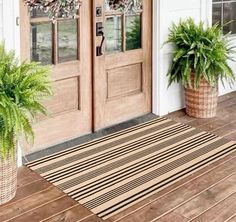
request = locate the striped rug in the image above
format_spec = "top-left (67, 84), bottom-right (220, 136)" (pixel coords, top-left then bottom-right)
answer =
top-left (26, 117), bottom-right (236, 220)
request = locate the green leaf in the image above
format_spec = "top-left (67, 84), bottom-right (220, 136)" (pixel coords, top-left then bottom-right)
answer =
top-left (0, 42), bottom-right (52, 159)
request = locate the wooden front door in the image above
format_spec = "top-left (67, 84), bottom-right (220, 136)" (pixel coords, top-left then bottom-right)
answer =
top-left (20, 1), bottom-right (93, 150)
top-left (20, 0), bottom-right (152, 150)
top-left (93, 0), bottom-right (152, 130)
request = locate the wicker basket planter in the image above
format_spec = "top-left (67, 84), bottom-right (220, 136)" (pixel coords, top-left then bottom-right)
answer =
top-left (185, 76), bottom-right (218, 118)
top-left (0, 150), bottom-right (17, 205)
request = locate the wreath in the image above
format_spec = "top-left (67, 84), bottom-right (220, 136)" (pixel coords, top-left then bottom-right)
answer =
top-left (24, 0), bottom-right (82, 19)
top-left (24, 0), bottom-right (142, 19)
top-left (106, 0), bottom-right (142, 12)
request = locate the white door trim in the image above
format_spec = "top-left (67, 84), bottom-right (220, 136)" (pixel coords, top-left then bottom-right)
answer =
top-left (2, 0), bottom-right (20, 57)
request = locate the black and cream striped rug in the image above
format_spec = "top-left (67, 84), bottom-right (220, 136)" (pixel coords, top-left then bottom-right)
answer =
top-left (26, 117), bottom-right (236, 220)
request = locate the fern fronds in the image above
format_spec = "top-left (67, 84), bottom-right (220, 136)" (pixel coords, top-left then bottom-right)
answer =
top-left (166, 18), bottom-right (236, 88)
top-left (0, 43), bottom-right (52, 159)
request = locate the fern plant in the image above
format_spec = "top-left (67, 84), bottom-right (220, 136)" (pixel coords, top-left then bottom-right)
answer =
top-left (0, 43), bottom-right (52, 159)
top-left (166, 18), bottom-right (236, 88)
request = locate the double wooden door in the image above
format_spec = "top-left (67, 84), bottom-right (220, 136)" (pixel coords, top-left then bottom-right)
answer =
top-left (20, 0), bottom-right (152, 151)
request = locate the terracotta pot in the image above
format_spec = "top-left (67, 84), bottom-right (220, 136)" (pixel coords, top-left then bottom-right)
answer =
top-left (184, 76), bottom-right (218, 118)
top-left (0, 150), bottom-right (17, 205)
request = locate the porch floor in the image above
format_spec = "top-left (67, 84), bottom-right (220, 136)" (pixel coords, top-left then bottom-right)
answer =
top-left (1, 91), bottom-right (236, 222)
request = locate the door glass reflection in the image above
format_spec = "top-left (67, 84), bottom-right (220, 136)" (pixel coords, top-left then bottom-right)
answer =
top-left (126, 15), bottom-right (141, 50)
top-left (31, 23), bottom-right (52, 65)
top-left (58, 19), bottom-right (78, 63)
top-left (105, 16), bottom-right (122, 54)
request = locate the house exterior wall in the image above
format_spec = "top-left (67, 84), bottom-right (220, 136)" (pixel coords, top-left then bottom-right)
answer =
top-left (0, 0), bottom-right (20, 56)
top-left (0, 1), bottom-right (2, 39)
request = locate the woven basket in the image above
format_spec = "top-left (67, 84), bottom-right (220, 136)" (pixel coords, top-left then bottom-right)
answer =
top-left (0, 150), bottom-right (17, 205)
top-left (185, 76), bottom-right (218, 118)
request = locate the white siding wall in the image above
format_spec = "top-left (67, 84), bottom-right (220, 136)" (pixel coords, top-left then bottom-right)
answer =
top-left (0, 0), bottom-right (3, 40)
top-left (1, 0), bottom-right (20, 56)
top-left (153, 0), bottom-right (236, 116)
top-left (219, 59), bottom-right (236, 95)
top-left (1, 0), bottom-right (21, 166)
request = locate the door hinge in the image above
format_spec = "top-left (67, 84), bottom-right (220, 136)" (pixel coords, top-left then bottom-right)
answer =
top-left (16, 17), bottom-right (20, 26)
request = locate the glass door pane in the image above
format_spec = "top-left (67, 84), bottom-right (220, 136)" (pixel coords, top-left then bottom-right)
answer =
top-left (58, 19), bottom-right (78, 63)
top-left (31, 23), bottom-right (52, 65)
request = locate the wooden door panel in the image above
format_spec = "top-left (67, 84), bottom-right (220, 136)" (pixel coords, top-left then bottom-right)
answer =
top-left (44, 78), bottom-right (80, 116)
top-left (107, 63), bottom-right (143, 99)
top-left (52, 62), bottom-right (81, 81)
top-left (93, 0), bottom-right (152, 130)
top-left (105, 50), bottom-right (143, 69)
top-left (20, 0), bottom-right (92, 151)
top-left (33, 110), bottom-right (89, 148)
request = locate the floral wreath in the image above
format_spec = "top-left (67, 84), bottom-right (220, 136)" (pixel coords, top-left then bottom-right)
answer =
top-left (24, 0), bottom-right (142, 19)
top-left (24, 0), bottom-right (82, 19)
top-left (106, 0), bottom-right (142, 12)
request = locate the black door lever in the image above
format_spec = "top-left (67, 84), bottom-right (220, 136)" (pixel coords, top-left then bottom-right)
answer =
top-left (96, 23), bottom-right (105, 56)
top-left (97, 31), bottom-right (105, 56)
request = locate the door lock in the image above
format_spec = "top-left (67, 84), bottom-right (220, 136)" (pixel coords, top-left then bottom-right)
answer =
top-left (96, 22), bottom-right (104, 36)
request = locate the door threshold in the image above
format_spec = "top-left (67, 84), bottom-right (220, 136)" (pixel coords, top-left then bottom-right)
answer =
top-left (23, 113), bottom-right (158, 164)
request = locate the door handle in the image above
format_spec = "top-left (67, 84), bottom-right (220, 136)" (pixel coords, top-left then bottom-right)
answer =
top-left (97, 31), bottom-right (105, 56)
top-left (96, 23), bottom-right (105, 56)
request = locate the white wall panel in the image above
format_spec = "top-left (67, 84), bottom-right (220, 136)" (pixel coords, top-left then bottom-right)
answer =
top-left (153, 0), bottom-right (203, 115)
top-left (2, 0), bottom-right (20, 56)
top-left (0, 0), bottom-right (3, 40)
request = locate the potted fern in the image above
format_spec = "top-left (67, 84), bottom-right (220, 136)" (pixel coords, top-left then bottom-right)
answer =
top-left (0, 43), bottom-right (52, 205)
top-left (166, 18), bottom-right (235, 118)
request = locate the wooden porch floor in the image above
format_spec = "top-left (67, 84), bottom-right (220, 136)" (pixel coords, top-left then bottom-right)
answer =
top-left (1, 91), bottom-right (236, 222)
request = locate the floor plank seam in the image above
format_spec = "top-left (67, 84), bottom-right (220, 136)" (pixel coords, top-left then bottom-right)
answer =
top-left (0, 185), bottom-right (53, 209)
top-left (17, 178), bottom-right (44, 190)
top-left (200, 119), bottom-right (236, 132)
top-left (187, 191), bottom-right (236, 222)
top-left (39, 203), bottom-right (80, 222)
top-left (76, 214), bottom-right (95, 222)
top-left (210, 120), bottom-right (236, 134)
top-left (187, 113), bottom-right (236, 132)
top-left (3, 194), bottom-right (67, 222)
top-left (113, 154), bottom-right (236, 222)
top-left (141, 171), bottom-right (236, 222)
top-left (19, 177), bottom-right (44, 187)
top-left (224, 130), bottom-right (236, 138)
top-left (39, 203), bottom-right (93, 222)
top-left (151, 212), bottom-right (189, 222)
top-left (188, 118), bottom-right (219, 129)
top-left (224, 213), bottom-right (236, 222)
